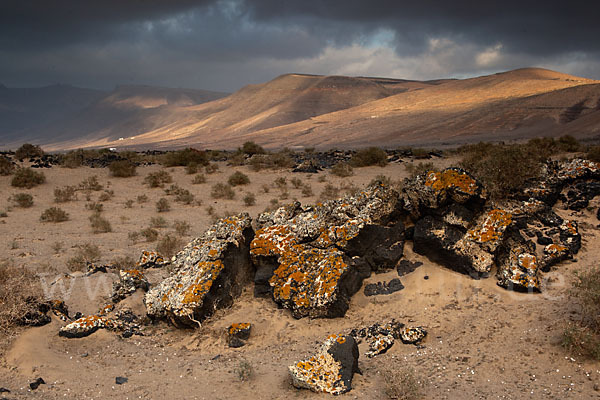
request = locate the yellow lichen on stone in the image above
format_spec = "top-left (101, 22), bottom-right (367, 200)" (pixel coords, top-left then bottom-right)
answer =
top-left (467, 209), bottom-right (512, 243)
top-left (424, 169), bottom-right (478, 195)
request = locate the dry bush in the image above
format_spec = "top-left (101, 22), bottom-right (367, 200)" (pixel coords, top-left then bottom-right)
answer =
top-left (164, 184), bottom-right (182, 195)
top-left (156, 198), bottom-right (171, 212)
top-left (586, 146), bottom-right (600, 162)
top-left (185, 162), bottom-right (199, 174)
top-left (330, 162), bottom-right (354, 177)
top-left (111, 255), bottom-right (136, 270)
top-left (156, 234), bottom-right (183, 259)
top-left (78, 175), bottom-right (103, 191)
top-left (381, 367), bottom-right (423, 400)
top-left (89, 212), bottom-right (112, 233)
top-left (0, 156), bottom-right (15, 175)
top-left (150, 216), bottom-right (168, 228)
top-left (11, 168), bottom-right (46, 188)
top-left (85, 202), bottom-right (103, 212)
top-left (0, 259), bottom-right (41, 344)
top-left (351, 147), bottom-right (388, 167)
top-left (175, 189), bottom-right (194, 204)
top-left (109, 160), bottom-right (136, 177)
top-left (192, 173), bottom-right (206, 184)
top-left (15, 143), bottom-right (44, 160)
top-left (235, 360), bottom-right (254, 382)
top-left (11, 193), bottom-right (33, 208)
top-left (273, 177), bottom-right (287, 190)
top-left (301, 184), bottom-right (313, 197)
top-left (290, 177), bottom-right (303, 189)
top-left (211, 183), bottom-right (235, 199)
top-left (173, 220), bottom-right (191, 236)
top-left (98, 189), bottom-right (114, 202)
top-left (144, 170), bottom-right (173, 188)
top-left (248, 152), bottom-right (294, 171)
top-left (243, 192), bottom-right (256, 206)
top-left (241, 141), bottom-right (265, 156)
top-left (228, 171), bottom-right (250, 186)
top-left (162, 148), bottom-right (209, 167)
top-left (124, 199), bottom-right (134, 208)
top-left (128, 231), bottom-right (140, 243)
top-left (137, 194), bottom-right (148, 203)
top-left (526, 135), bottom-right (581, 159)
top-left (317, 175), bottom-right (327, 183)
top-left (66, 243), bottom-right (101, 271)
top-left (54, 185), bottom-right (77, 203)
top-left (61, 150), bottom-right (84, 168)
top-left (51, 241), bottom-right (64, 254)
top-left (205, 163), bottom-right (219, 174)
top-left (40, 207), bottom-right (69, 223)
top-left (140, 228), bottom-right (159, 242)
top-left (562, 324), bottom-right (600, 360)
top-left (319, 184), bottom-right (340, 201)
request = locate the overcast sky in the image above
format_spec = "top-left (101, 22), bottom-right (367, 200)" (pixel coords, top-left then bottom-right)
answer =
top-left (1, 0), bottom-right (599, 92)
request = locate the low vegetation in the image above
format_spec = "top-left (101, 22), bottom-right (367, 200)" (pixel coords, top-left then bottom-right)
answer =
top-left (156, 198), bottom-right (171, 212)
top-left (243, 192), bottom-right (256, 206)
top-left (89, 212), bottom-right (112, 233)
top-left (228, 171), bottom-right (250, 186)
top-left (240, 141), bottom-right (265, 156)
top-left (156, 234), bottom-right (183, 259)
top-left (350, 147), bottom-right (388, 167)
top-left (161, 148), bottom-right (209, 167)
top-left (330, 162), bottom-right (353, 177)
top-left (192, 174), bottom-right (206, 184)
top-left (211, 183), bottom-right (235, 199)
top-left (109, 160), bottom-right (137, 177)
top-left (15, 143), bottom-right (44, 160)
top-left (11, 193), bottom-right (34, 208)
top-left (0, 156), bottom-right (14, 175)
top-left (66, 243), bottom-right (101, 271)
top-left (144, 170), bottom-right (173, 188)
top-left (40, 207), bottom-right (69, 222)
top-left (248, 152), bottom-right (294, 171)
top-left (78, 175), bottom-right (103, 191)
top-left (381, 367), bottom-right (423, 400)
top-left (11, 168), bottom-right (46, 188)
top-left (405, 161), bottom-right (438, 179)
top-left (54, 185), bottom-right (77, 203)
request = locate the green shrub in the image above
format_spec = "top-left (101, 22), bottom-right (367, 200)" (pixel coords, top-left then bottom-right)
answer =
top-left (54, 185), bottom-right (77, 203)
top-left (78, 175), bottom-right (103, 191)
top-left (459, 142), bottom-right (544, 199)
top-left (66, 243), bottom-right (101, 271)
top-left (144, 170), bottom-right (172, 188)
top-left (211, 183), bottom-right (235, 199)
top-left (228, 171), bottom-right (250, 186)
top-left (330, 162), bottom-right (354, 177)
top-left (156, 198), bottom-right (170, 212)
top-left (350, 147), bottom-right (388, 167)
top-left (11, 193), bottom-right (33, 208)
top-left (243, 192), bottom-right (256, 206)
top-left (11, 168), bottom-right (46, 188)
top-left (192, 174), bottom-right (206, 184)
top-left (15, 143), bottom-right (44, 160)
top-left (109, 160), bottom-right (136, 177)
top-left (156, 234), bottom-right (183, 259)
top-left (40, 207), bottom-right (69, 222)
top-left (0, 156), bottom-right (14, 176)
top-left (162, 148), bottom-right (209, 167)
top-left (89, 212), bottom-right (112, 233)
top-left (241, 141), bottom-right (265, 155)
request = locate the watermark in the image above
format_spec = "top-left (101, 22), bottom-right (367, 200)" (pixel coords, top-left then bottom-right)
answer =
top-left (37, 272), bottom-right (114, 302)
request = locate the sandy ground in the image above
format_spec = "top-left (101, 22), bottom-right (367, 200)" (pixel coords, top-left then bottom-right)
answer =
top-left (1, 157), bottom-right (600, 399)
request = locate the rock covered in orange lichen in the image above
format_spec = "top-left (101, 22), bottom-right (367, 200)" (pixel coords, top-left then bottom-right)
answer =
top-left (112, 269), bottom-right (150, 302)
top-left (541, 243), bottom-right (571, 271)
top-left (144, 213), bottom-right (254, 327)
top-left (228, 322), bottom-right (252, 347)
top-left (59, 308), bottom-right (142, 339)
top-left (250, 183), bottom-right (404, 318)
top-left (289, 334), bottom-right (359, 395)
top-left (136, 250), bottom-right (168, 269)
top-left (59, 315), bottom-right (107, 338)
top-left (497, 235), bottom-right (540, 292)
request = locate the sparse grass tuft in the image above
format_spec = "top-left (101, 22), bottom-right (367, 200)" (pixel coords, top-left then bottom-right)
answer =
top-left (11, 168), bottom-right (46, 188)
top-left (150, 216), bottom-right (168, 228)
top-left (40, 207), bottom-right (69, 223)
top-left (173, 220), bottom-right (191, 236)
top-left (319, 184), bottom-right (340, 201)
top-left (54, 185), bottom-right (77, 203)
top-left (66, 243), bottom-right (101, 271)
top-left (136, 194), bottom-right (148, 204)
top-left (140, 228), bottom-right (159, 242)
top-left (235, 360), bottom-right (254, 382)
top-left (381, 367), bottom-right (423, 400)
top-left (330, 162), bottom-right (354, 177)
top-left (192, 174), bottom-right (206, 184)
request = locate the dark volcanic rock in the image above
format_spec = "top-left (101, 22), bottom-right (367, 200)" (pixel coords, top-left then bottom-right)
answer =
top-left (497, 234), bottom-right (541, 292)
top-left (111, 269), bottom-right (149, 302)
top-left (145, 213), bottom-right (254, 327)
top-left (228, 323), bottom-right (252, 347)
top-left (29, 377), bottom-right (45, 390)
top-left (364, 278), bottom-right (404, 296)
top-left (289, 334), bottom-right (359, 395)
top-left (396, 259), bottom-right (423, 276)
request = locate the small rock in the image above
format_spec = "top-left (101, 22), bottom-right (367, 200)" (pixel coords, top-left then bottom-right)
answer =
top-left (0, 387), bottom-right (10, 393)
top-left (537, 236), bottom-right (553, 245)
top-left (364, 278), bottom-right (404, 296)
top-left (396, 259), bottom-right (422, 276)
top-left (228, 323), bottom-right (252, 347)
top-left (115, 377), bottom-right (128, 385)
top-left (29, 377), bottom-right (45, 390)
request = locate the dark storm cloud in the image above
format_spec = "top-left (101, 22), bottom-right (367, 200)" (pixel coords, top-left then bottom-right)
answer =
top-left (1, 0), bottom-right (599, 91)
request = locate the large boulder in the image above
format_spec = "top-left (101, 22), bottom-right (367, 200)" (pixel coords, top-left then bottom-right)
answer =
top-left (144, 213), bottom-right (254, 327)
top-left (289, 334), bottom-right (359, 395)
top-left (250, 183), bottom-right (405, 318)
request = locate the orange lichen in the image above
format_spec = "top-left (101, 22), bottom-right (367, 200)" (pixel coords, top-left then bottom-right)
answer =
top-left (180, 260), bottom-right (224, 307)
top-left (424, 169), bottom-right (478, 195)
top-left (467, 209), bottom-right (512, 243)
top-left (229, 323), bottom-right (251, 335)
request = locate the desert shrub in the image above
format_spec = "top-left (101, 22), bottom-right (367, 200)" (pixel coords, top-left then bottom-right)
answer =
top-left (301, 184), bottom-right (313, 197)
top-left (290, 177), bottom-right (303, 189)
top-left (228, 171), bottom-right (250, 186)
top-left (192, 174), bottom-right (206, 184)
top-left (98, 190), bottom-right (114, 202)
top-left (136, 194), bottom-right (149, 203)
top-left (0, 156), bottom-right (14, 175)
top-left (144, 170), bottom-right (172, 188)
top-left (205, 163), bottom-right (219, 174)
top-left (405, 162), bottom-right (437, 179)
top-left (109, 160), bottom-right (136, 177)
top-left (241, 141), bottom-right (265, 156)
top-left (40, 207), bottom-right (69, 222)
top-left (85, 202), bottom-right (103, 212)
top-left (78, 175), bottom-right (103, 191)
top-left (586, 146), bottom-right (600, 162)
top-left (227, 152), bottom-right (246, 166)
top-left (235, 360), bottom-right (254, 382)
top-left (111, 255), bottom-right (136, 270)
top-left (248, 152), bottom-right (294, 171)
top-left (0, 259), bottom-right (41, 342)
top-left (350, 147), bottom-right (388, 167)
top-left (173, 220), bottom-right (191, 236)
top-left (15, 143), bottom-right (44, 160)
top-left (243, 192), bottom-right (256, 206)
top-left (150, 216), bottom-right (168, 228)
top-left (411, 147), bottom-right (430, 159)
top-left (176, 189), bottom-right (194, 205)
top-left (156, 198), bottom-right (170, 212)
top-left (11, 168), bottom-right (45, 188)
top-left (164, 184), bottom-right (182, 195)
top-left (61, 150), bottom-right (84, 168)
top-left (381, 367), bottom-right (422, 400)
top-left (89, 212), bottom-right (112, 233)
top-left (156, 234), bottom-right (183, 259)
top-left (11, 193), bottom-right (33, 208)
top-left (140, 228), bottom-right (159, 242)
top-left (128, 231), bottom-right (140, 243)
top-left (369, 174), bottom-right (392, 187)
top-left (51, 241), bottom-right (63, 254)
top-left (317, 175), bottom-right (327, 183)
top-left (162, 148), bottom-right (208, 167)
top-left (124, 199), bottom-right (134, 208)
top-left (330, 162), bottom-right (354, 177)
top-left (273, 177), bottom-right (287, 190)
top-left (319, 184), bottom-right (340, 201)
top-left (185, 162), bottom-right (199, 174)
top-left (211, 183), bottom-right (235, 199)
top-left (562, 324), bottom-right (600, 360)
top-left (54, 185), bottom-right (77, 203)
top-left (459, 142), bottom-right (545, 199)
top-left (66, 243), bottom-right (101, 271)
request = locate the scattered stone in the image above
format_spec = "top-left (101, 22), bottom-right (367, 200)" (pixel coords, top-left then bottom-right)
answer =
top-left (0, 387), bottom-right (10, 393)
top-left (59, 315), bottom-right (107, 338)
top-left (29, 377), bottom-right (45, 390)
top-left (228, 323), bottom-right (251, 348)
top-left (537, 236), bottom-right (553, 245)
top-left (424, 275), bottom-right (429, 280)
top-left (396, 259), bottom-right (422, 276)
top-left (351, 320), bottom-right (405, 358)
top-left (20, 299), bottom-right (69, 326)
top-left (136, 250), bottom-right (169, 269)
top-left (497, 235), bottom-right (540, 292)
top-left (289, 334), bottom-right (359, 395)
top-left (85, 262), bottom-right (107, 275)
top-left (115, 377), bottom-right (128, 385)
top-left (399, 326), bottom-right (428, 344)
top-left (59, 308), bottom-right (141, 338)
top-left (111, 269), bottom-right (149, 302)
top-left (364, 278), bottom-right (404, 296)
top-left (145, 213), bottom-right (254, 327)
top-left (541, 243), bottom-right (572, 271)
